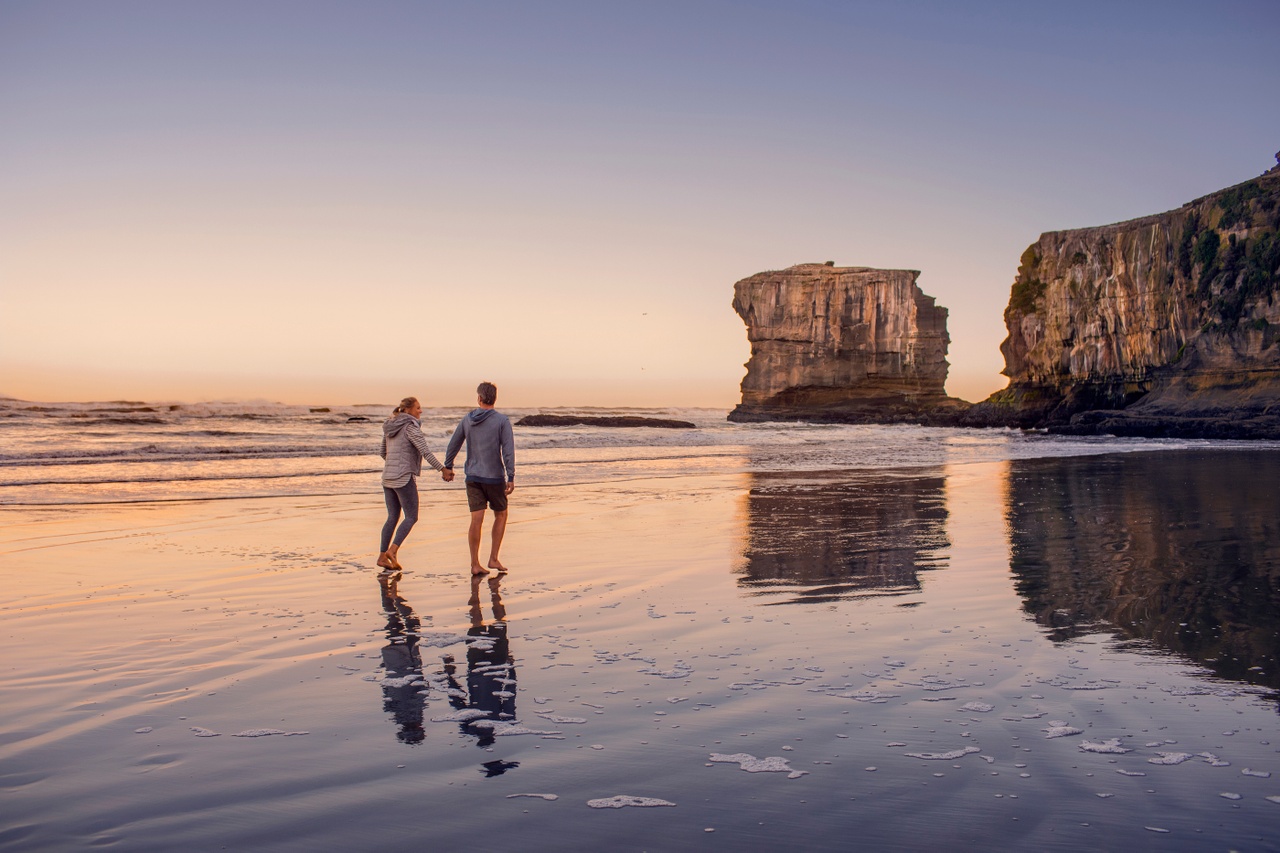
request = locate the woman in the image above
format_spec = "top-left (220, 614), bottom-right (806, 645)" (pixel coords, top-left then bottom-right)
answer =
top-left (378, 396), bottom-right (453, 571)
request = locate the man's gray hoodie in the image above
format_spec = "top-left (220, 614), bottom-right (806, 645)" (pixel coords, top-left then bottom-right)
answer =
top-left (380, 413), bottom-right (443, 488)
top-left (443, 408), bottom-right (515, 485)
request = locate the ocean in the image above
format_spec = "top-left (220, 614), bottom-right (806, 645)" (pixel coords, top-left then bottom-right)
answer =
top-left (0, 397), bottom-right (1254, 505)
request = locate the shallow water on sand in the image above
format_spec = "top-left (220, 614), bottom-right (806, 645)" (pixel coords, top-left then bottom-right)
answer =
top-left (1, 450), bottom-right (1278, 851)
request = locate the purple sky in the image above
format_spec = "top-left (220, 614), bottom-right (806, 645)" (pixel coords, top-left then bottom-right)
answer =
top-left (3, 0), bottom-right (1277, 405)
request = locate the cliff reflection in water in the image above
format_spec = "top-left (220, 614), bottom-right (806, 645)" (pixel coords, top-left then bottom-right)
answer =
top-left (1007, 450), bottom-right (1280, 690)
top-left (738, 470), bottom-right (949, 603)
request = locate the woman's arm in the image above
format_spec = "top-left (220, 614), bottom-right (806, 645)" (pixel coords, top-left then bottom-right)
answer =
top-left (407, 422), bottom-right (443, 471)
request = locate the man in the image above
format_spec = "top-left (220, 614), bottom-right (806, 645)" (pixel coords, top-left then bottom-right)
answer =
top-left (444, 381), bottom-right (516, 575)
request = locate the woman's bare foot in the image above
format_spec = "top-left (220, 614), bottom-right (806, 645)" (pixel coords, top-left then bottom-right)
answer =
top-left (471, 564), bottom-right (490, 576)
top-left (487, 558), bottom-right (507, 572)
top-left (387, 545), bottom-right (403, 569)
top-left (376, 552), bottom-right (396, 570)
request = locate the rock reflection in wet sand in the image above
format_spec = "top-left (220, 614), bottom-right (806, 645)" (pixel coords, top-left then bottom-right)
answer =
top-left (738, 470), bottom-right (949, 603)
top-left (1007, 449), bottom-right (1280, 691)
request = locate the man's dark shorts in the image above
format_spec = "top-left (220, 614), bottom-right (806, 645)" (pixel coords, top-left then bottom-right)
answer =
top-left (466, 481), bottom-right (508, 513)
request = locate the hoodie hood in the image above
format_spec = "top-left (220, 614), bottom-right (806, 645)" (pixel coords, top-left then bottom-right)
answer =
top-left (384, 412), bottom-right (417, 438)
top-left (468, 408), bottom-right (495, 425)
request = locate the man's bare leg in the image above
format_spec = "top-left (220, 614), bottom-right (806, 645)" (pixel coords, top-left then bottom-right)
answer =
top-left (468, 509), bottom-right (489, 575)
top-left (488, 509), bottom-right (508, 571)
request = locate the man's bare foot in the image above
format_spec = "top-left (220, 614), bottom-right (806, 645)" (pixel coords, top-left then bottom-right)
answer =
top-left (471, 565), bottom-right (490, 576)
top-left (487, 558), bottom-right (507, 572)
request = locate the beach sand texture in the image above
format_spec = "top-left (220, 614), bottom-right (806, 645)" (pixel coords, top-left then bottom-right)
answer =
top-left (2, 451), bottom-right (1279, 851)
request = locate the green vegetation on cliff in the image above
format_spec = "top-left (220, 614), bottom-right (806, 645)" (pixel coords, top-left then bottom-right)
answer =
top-left (1181, 183), bottom-right (1280, 329)
top-left (1007, 246), bottom-right (1047, 316)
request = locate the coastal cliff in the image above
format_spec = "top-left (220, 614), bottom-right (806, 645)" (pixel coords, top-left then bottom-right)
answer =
top-left (969, 162), bottom-right (1280, 438)
top-left (729, 264), bottom-right (969, 423)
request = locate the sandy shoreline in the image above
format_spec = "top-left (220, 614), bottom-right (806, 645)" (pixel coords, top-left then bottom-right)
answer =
top-left (2, 456), bottom-right (1278, 850)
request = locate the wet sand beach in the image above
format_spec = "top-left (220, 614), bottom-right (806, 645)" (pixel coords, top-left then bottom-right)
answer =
top-left (2, 450), bottom-right (1278, 851)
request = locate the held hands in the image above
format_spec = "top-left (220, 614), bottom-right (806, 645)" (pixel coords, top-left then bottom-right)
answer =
top-left (441, 468), bottom-right (455, 482)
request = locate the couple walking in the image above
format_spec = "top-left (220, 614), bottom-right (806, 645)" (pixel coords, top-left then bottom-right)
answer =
top-left (377, 381), bottom-right (516, 577)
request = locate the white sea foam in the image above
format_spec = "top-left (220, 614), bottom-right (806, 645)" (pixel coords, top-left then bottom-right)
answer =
top-left (709, 753), bottom-right (807, 778)
top-left (1043, 722), bottom-right (1082, 739)
top-left (470, 721), bottom-right (562, 736)
top-left (507, 793), bottom-right (558, 800)
top-left (904, 747), bottom-right (980, 760)
top-left (419, 633), bottom-right (467, 648)
top-left (430, 709), bottom-right (490, 722)
top-left (1148, 752), bottom-right (1194, 765)
top-left (901, 677), bottom-right (973, 692)
top-left (827, 690), bottom-right (899, 702)
top-left (960, 702), bottom-right (993, 713)
top-left (1242, 768), bottom-right (1271, 778)
top-left (534, 713), bottom-right (587, 724)
top-left (232, 729), bottom-right (286, 737)
top-left (134, 727), bottom-right (153, 734)
top-left (190, 727), bottom-right (220, 737)
top-left (587, 795), bottom-right (676, 809)
top-left (1079, 739), bottom-right (1131, 754)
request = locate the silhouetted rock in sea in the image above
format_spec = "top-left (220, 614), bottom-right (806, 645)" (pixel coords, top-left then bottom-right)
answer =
top-left (966, 155), bottom-right (1280, 439)
top-left (516, 415), bottom-right (696, 429)
top-left (728, 263), bottom-right (969, 424)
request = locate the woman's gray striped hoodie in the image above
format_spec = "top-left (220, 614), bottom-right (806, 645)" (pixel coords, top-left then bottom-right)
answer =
top-left (380, 413), bottom-right (444, 488)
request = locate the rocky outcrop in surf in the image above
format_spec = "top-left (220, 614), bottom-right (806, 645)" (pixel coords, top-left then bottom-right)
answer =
top-left (967, 158), bottom-right (1280, 438)
top-left (729, 263), bottom-right (969, 424)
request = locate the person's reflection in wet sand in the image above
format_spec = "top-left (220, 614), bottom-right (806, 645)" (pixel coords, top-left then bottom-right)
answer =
top-left (442, 574), bottom-right (518, 759)
top-left (377, 571), bottom-right (426, 744)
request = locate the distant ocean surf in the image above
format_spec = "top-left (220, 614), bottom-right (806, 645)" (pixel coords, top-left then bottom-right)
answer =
top-left (1, 397), bottom-right (1270, 505)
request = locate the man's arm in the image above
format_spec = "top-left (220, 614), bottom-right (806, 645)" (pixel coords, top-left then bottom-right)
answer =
top-left (501, 418), bottom-right (515, 494)
top-left (443, 419), bottom-right (466, 470)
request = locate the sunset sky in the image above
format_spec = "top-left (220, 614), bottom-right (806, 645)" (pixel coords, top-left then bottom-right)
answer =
top-left (3, 1), bottom-right (1278, 407)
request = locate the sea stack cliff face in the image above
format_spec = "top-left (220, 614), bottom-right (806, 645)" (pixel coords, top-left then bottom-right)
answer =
top-left (729, 264), bottom-right (968, 423)
top-left (970, 166), bottom-right (1280, 438)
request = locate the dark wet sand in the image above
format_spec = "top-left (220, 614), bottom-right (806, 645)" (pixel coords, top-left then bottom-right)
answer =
top-left (1, 451), bottom-right (1277, 851)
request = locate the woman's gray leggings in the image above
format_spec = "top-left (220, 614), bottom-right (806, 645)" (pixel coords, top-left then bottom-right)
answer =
top-left (380, 479), bottom-right (419, 552)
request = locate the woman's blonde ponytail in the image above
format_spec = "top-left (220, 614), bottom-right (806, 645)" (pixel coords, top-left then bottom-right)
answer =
top-left (393, 396), bottom-right (419, 416)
